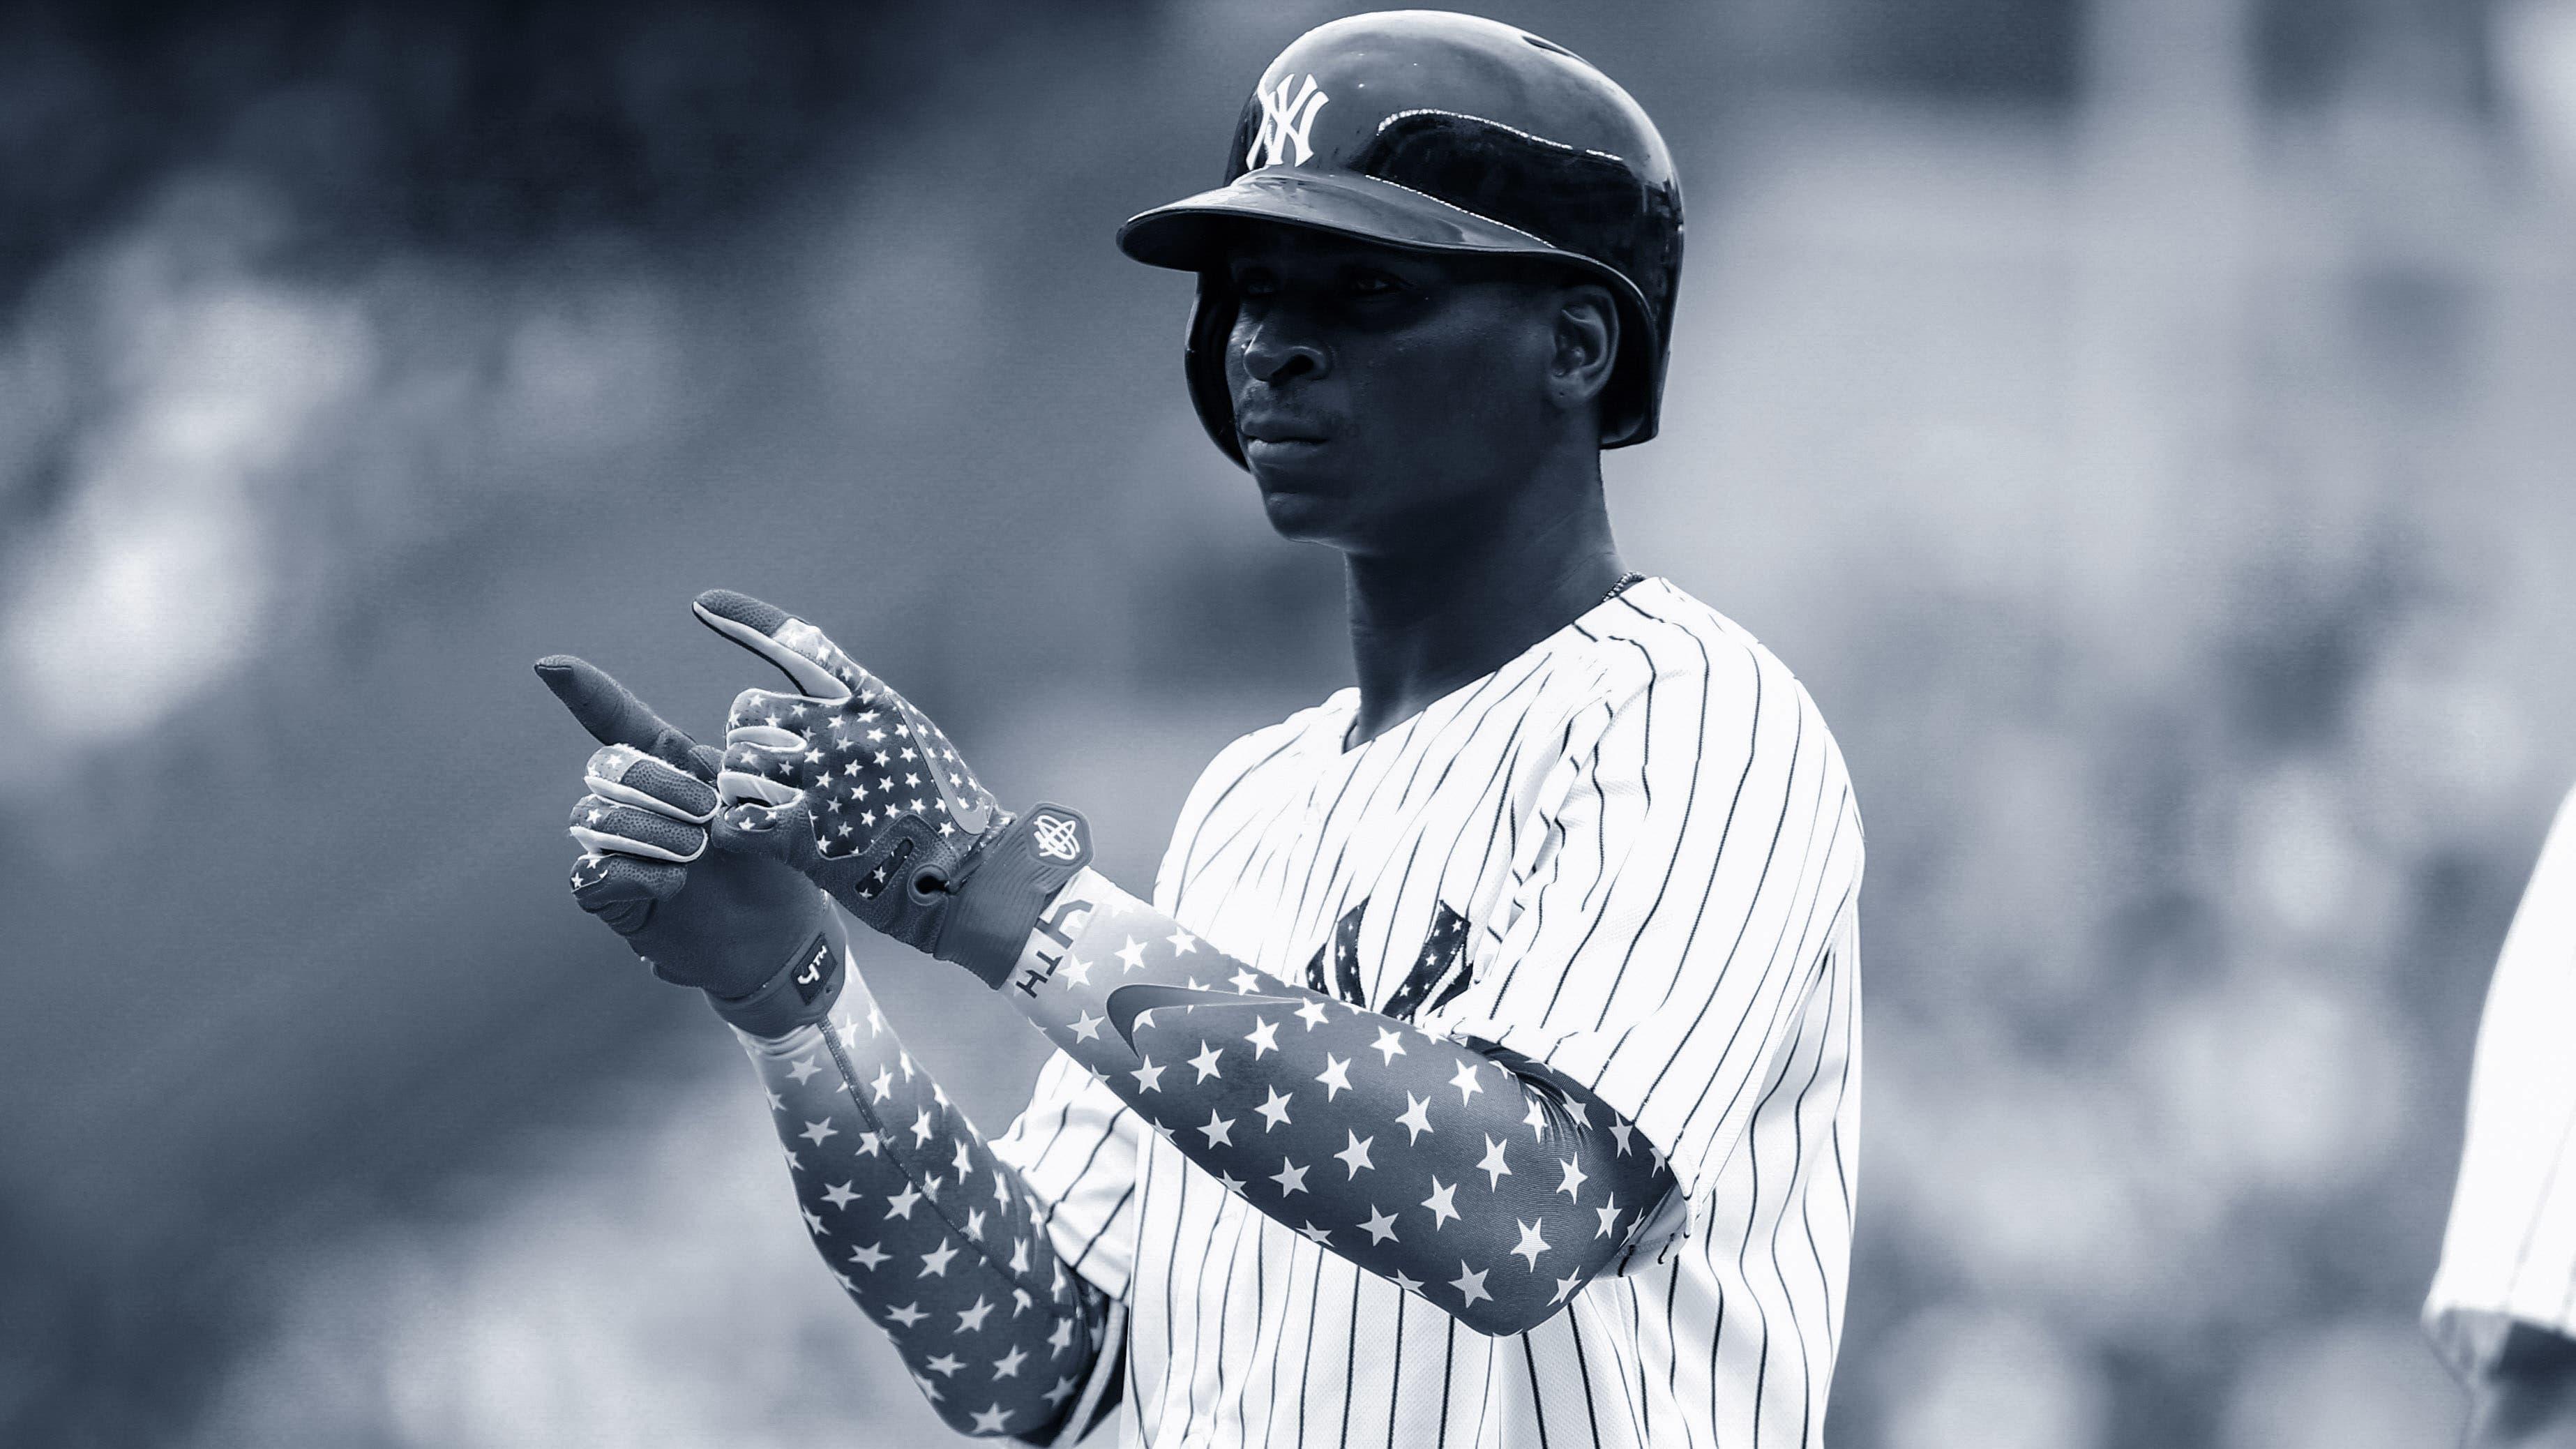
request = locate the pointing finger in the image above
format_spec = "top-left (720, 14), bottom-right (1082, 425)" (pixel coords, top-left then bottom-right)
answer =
top-left (535, 655), bottom-right (719, 780)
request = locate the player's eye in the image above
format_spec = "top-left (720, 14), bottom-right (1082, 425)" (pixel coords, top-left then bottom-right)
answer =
top-left (1346, 271), bottom-right (1403, 297)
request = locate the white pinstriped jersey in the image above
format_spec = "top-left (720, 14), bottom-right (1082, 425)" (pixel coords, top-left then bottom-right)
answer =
top-left (993, 578), bottom-right (1864, 1448)
top-left (2427, 782), bottom-right (2576, 1366)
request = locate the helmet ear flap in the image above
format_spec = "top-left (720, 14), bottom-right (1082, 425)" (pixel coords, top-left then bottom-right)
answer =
top-left (1184, 273), bottom-right (1246, 470)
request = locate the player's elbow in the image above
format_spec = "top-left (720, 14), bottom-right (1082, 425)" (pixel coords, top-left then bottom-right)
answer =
top-left (1444, 1282), bottom-right (1587, 1339)
top-left (919, 1387), bottom-right (1064, 1443)
top-left (1405, 1240), bottom-right (1622, 1337)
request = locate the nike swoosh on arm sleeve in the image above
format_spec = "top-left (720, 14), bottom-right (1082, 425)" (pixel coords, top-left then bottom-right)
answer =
top-left (984, 873), bottom-right (1678, 1337)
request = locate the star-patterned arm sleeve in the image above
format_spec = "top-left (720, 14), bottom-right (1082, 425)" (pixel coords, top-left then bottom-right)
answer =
top-left (738, 915), bottom-right (1124, 1444)
top-left (991, 874), bottom-right (1678, 1339)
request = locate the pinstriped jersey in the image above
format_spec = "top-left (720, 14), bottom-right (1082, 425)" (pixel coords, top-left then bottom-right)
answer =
top-left (991, 578), bottom-right (1865, 1448)
top-left (2427, 782), bottom-right (2576, 1367)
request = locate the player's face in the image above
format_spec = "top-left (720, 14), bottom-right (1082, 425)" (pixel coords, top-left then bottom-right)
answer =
top-left (1221, 230), bottom-right (1572, 555)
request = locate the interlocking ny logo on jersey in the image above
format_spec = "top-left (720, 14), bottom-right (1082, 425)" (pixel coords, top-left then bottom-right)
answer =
top-left (1246, 73), bottom-right (1330, 169)
top-left (1304, 899), bottom-right (1475, 1022)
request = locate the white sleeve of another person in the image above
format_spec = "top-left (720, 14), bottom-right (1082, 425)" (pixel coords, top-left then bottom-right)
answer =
top-left (2427, 782), bottom-right (2576, 1367)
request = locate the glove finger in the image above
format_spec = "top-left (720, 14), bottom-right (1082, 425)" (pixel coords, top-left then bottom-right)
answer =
top-left (718, 768), bottom-right (804, 808)
top-left (718, 728), bottom-right (808, 806)
top-left (692, 590), bottom-right (860, 703)
top-left (716, 795), bottom-right (823, 871)
top-left (584, 745), bottom-right (718, 824)
top-left (725, 687), bottom-right (838, 739)
top-left (721, 728), bottom-right (812, 769)
top-left (568, 794), bottom-right (707, 862)
top-left (569, 851), bottom-right (686, 936)
top-left (569, 850), bottom-right (688, 906)
top-left (535, 656), bottom-right (715, 780)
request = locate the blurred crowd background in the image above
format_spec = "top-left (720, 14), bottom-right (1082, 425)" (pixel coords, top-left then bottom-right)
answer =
top-left (3, 1), bottom-right (2573, 1446)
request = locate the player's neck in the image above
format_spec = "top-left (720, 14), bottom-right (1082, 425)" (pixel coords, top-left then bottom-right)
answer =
top-left (1339, 470), bottom-right (1624, 750)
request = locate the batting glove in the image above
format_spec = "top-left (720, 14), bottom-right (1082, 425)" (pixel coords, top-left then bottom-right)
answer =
top-left (538, 654), bottom-right (841, 1035)
top-left (692, 590), bottom-right (1092, 986)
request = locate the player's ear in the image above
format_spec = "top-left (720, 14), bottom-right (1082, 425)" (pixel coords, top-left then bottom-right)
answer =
top-left (1545, 281), bottom-right (1619, 416)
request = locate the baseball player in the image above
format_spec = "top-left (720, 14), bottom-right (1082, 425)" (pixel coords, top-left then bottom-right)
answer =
top-left (539, 13), bottom-right (1863, 1447)
top-left (2428, 782), bottom-right (2576, 1446)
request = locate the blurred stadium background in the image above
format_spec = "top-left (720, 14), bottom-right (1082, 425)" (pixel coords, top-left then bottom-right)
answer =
top-left (3, 0), bottom-right (2572, 1444)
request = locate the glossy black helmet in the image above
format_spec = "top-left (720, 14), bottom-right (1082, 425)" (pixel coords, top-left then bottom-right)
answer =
top-left (1117, 10), bottom-right (1685, 468)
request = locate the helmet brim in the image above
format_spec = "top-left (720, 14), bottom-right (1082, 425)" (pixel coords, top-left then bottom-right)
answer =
top-left (1120, 167), bottom-right (1575, 274)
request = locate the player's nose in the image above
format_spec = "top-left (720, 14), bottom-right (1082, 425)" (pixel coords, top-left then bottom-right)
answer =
top-left (1237, 311), bottom-right (1327, 388)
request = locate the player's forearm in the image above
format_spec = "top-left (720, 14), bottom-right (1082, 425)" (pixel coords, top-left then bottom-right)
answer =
top-left (739, 917), bottom-right (1117, 1442)
top-left (991, 869), bottom-right (1674, 1337)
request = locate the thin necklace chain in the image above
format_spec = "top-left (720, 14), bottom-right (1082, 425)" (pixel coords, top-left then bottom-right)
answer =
top-left (1602, 571), bottom-right (1646, 606)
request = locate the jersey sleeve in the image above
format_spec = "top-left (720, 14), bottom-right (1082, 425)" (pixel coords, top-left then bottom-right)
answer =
top-left (1420, 643), bottom-right (1864, 1238)
top-left (992, 1050), bottom-right (1148, 1303)
top-left (2426, 783), bottom-right (2576, 1370)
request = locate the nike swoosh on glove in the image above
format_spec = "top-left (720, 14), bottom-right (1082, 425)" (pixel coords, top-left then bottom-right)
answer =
top-left (692, 590), bottom-right (1089, 986)
top-left (539, 654), bottom-right (837, 1035)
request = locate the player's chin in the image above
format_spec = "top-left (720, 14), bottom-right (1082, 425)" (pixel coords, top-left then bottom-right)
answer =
top-left (1253, 483), bottom-right (1357, 545)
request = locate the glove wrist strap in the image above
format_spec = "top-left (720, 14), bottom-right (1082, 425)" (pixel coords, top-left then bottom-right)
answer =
top-left (707, 926), bottom-right (843, 1037)
top-left (934, 803), bottom-right (1095, 988)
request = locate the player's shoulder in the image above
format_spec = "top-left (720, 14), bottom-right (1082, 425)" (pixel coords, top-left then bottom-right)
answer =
top-left (1583, 580), bottom-right (1864, 859)
top-left (1212, 694), bottom-right (1343, 771)
top-left (1573, 578), bottom-right (1846, 753)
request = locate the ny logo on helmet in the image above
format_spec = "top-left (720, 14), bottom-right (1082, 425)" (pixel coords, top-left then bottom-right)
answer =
top-left (1246, 74), bottom-right (1330, 169)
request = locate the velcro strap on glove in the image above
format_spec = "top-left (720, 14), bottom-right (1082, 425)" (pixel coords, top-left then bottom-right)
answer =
top-left (706, 929), bottom-right (843, 1037)
top-left (934, 803), bottom-right (1094, 989)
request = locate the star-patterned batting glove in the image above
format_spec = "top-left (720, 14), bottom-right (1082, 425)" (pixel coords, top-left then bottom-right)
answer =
top-left (539, 654), bottom-right (839, 1035)
top-left (693, 590), bottom-right (1092, 986)
top-left (544, 653), bottom-right (1124, 1440)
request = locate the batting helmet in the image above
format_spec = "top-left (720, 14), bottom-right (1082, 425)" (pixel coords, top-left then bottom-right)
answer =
top-left (1117, 10), bottom-right (1685, 468)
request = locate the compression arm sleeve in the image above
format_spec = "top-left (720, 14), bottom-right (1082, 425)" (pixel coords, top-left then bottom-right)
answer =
top-left (988, 871), bottom-right (1678, 1337)
top-left (737, 910), bottom-right (1123, 1443)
